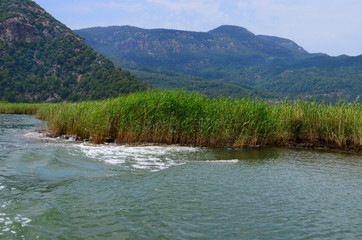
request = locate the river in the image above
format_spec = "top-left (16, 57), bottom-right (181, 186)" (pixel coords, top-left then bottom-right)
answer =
top-left (0, 114), bottom-right (361, 239)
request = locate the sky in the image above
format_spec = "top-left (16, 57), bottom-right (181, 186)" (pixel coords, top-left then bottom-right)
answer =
top-left (33, 0), bottom-right (362, 56)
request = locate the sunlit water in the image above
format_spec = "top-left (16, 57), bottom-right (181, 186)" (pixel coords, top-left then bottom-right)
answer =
top-left (0, 114), bottom-right (361, 239)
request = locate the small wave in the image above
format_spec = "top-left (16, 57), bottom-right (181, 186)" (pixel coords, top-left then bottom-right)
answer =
top-left (22, 131), bottom-right (64, 143)
top-left (75, 143), bottom-right (199, 172)
top-left (20, 131), bottom-right (201, 172)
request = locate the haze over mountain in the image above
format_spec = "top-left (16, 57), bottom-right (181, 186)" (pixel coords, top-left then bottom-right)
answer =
top-left (76, 25), bottom-right (362, 101)
top-left (0, 0), bottom-right (148, 103)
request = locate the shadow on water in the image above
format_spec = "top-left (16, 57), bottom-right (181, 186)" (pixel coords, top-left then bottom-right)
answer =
top-left (190, 147), bottom-right (283, 163)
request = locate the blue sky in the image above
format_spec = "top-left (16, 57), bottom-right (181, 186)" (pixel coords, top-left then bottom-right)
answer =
top-left (33, 0), bottom-right (362, 56)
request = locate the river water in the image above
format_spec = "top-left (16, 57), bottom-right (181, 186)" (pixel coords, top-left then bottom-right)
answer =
top-left (0, 114), bottom-right (361, 239)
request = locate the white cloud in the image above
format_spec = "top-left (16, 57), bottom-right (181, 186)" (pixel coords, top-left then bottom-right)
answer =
top-left (147, 0), bottom-right (200, 11)
top-left (143, 0), bottom-right (233, 31)
top-left (94, 1), bottom-right (145, 12)
top-left (66, 1), bottom-right (144, 13)
top-left (234, 0), bottom-right (362, 55)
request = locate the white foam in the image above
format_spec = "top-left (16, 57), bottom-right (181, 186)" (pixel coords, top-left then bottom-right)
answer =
top-left (14, 215), bottom-right (32, 227)
top-left (0, 213), bottom-right (32, 235)
top-left (22, 131), bottom-right (61, 143)
top-left (20, 131), bottom-right (201, 172)
top-left (22, 131), bottom-right (44, 139)
top-left (0, 185), bottom-right (4, 191)
top-left (0, 201), bottom-right (9, 209)
top-left (1, 199), bottom-right (31, 235)
top-left (4, 219), bottom-right (12, 225)
top-left (75, 143), bottom-right (199, 172)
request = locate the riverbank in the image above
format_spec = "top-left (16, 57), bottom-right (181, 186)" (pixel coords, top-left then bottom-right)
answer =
top-left (1, 90), bottom-right (362, 151)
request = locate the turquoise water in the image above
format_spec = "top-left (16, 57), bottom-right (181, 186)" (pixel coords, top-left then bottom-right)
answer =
top-left (0, 114), bottom-right (361, 239)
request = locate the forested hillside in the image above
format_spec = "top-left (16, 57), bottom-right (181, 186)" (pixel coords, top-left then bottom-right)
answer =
top-left (0, 0), bottom-right (148, 102)
top-left (76, 25), bottom-right (362, 101)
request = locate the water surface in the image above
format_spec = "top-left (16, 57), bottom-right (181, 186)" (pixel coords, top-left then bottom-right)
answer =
top-left (1, 114), bottom-right (361, 239)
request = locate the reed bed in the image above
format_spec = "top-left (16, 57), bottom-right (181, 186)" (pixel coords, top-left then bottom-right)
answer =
top-left (0, 101), bottom-right (40, 115)
top-left (1, 91), bottom-right (362, 150)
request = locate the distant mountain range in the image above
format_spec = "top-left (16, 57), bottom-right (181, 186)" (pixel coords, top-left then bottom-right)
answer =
top-left (76, 25), bottom-right (362, 101)
top-left (0, 0), bottom-right (148, 102)
top-left (1, 0), bottom-right (361, 102)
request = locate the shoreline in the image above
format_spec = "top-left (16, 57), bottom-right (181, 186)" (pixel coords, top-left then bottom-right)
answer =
top-left (39, 129), bottom-right (362, 155)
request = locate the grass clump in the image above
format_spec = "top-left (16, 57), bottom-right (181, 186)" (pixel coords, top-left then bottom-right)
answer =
top-left (1, 90), bottom-right (362, 150)
top-left (274, 100), bottom-right (362, 149)
top-left (0, 101), bottom-right (40, 115)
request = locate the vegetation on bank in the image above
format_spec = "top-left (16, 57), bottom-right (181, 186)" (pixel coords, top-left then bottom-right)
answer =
top-left (0, 101), bottom-right (40, 115)
top-left (1, 91), bottom-right (362, 150)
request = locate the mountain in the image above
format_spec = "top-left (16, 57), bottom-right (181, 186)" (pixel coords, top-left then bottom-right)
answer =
top-left (257, 35), bottom-right (307, 53)
top-left (75, 25), bottom-right (362, 101)
top-left (0, 0), bottom-right (148, 103)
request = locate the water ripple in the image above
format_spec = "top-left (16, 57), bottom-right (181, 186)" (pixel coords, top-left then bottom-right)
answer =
top-left (1, 114), bottom-right (362, 239)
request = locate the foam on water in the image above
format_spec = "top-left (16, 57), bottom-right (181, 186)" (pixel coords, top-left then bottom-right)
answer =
top-left (0, 213), bottom-right (32, 237)
top-left (75, 143), bottom-right (200, 172)
top-left (1, 193), bottom-right (32, 237)
top-left (22, 131), bottom-right (63, 143)
top-left (22, 131), bottom-right (44, 139)
top-left (22, 130), bottom-right (202, 172)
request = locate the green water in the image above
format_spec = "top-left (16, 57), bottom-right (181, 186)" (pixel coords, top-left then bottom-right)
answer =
top-left (0, 114), bottom-right (361, 240)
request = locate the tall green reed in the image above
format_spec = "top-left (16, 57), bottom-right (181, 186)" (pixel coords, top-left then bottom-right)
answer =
top-left (1, 91), bottom-right (362, 150)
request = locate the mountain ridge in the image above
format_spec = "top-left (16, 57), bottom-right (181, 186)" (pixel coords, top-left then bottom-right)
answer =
top-left (75, 25), bottom-right (362, 101)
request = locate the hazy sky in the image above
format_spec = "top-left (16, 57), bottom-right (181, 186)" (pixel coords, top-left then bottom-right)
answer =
top-left (33, 0), bottom-right (362, 56)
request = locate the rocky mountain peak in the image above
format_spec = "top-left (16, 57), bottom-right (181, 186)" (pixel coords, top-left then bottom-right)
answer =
top-left (209, 25), bottom-right (255, 41)
top-left (0, 0), bottom-right (72, 43)
top-left (0, 0), bottom-right (148, 102)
